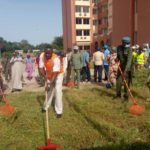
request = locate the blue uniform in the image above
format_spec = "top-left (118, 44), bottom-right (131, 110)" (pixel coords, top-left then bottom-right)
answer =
top-left (104, 49), bottom-right (110, 80)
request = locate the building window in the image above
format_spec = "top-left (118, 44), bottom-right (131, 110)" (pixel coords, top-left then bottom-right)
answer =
top-left (83, 18), bottom-right (89, 24)
top-left (93, 32), bottom-right (98, 36)
top-left (76, 18), bottom-right (82, 24)
top-left (76, 30), bottom-right (82, 36)
top-left (93, 0), bottom-right (100, 3)
top-left (109, 3), bottom-right (112, 7)
top-left (76, 6), bottom-right (82, 12)
top-left (102, 17), bottom-right (108, 25)
top-left (84, 45), bottom-right (90, 50)
top-left (108, 28), bottom-right (112, 33)
top-left (102, 4), bottom-right (108, 12)
top-left (83, 6), bottom-right (89, 13)
top-left (83, 30), bottom-right (90, 36)
top-left (103, 28), bottom-right (108, 34)
top-left (93, 19), bottom-right (98, 25)
top-left (93, 8), bottom-right (97, 15)
top-left (79, 46), bottom-right (83, 50)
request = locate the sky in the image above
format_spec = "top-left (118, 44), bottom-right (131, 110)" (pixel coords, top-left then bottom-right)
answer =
top-left (0, 0), bottom-right (62, 45)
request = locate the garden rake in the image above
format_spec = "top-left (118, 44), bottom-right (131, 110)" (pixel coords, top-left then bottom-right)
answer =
top-left (38, 82), bottom-right (60, 150)
top-left (66, 80), bottom-right (74, 88)
top-left (118, 65), bottom-right (144, 115)
top-left (0, 88), bottom-right (15, 115)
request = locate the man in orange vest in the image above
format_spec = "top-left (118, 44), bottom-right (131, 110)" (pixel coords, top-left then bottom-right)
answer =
top-left (39, 47), bottom-right (64, 118)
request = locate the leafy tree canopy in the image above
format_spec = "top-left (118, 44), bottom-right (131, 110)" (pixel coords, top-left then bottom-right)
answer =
top-left (0, 36), bottom-right (63, 55)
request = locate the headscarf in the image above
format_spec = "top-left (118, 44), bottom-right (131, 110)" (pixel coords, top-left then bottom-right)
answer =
top-left (26, 53), bottom-right (31, 63)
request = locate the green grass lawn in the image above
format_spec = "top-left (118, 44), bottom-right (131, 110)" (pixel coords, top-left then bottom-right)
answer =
top-left (0, 69), bottom-right (150, 150)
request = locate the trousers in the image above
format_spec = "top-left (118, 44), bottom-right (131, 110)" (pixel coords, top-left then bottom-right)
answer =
top-left (72, 69), bottom-right (80, 85)
top-left (104, 65), bottom-right (109, 80)
top-left (94, 65), bottom-right (103, 82)
top-left (116, 71), bottom-right (131, 96)
top-left (44, 73), bottom-right (63, 114)
top-left (81, 66), bottom-right (91, 81)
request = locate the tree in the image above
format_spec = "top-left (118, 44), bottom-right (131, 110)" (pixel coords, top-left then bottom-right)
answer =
top-left (0, 37), bottom-right (6, 49)
top-left (35, 43), bottom-right (51, 50)
top-left (51, 36), bottom-right (63, 50)
top-left (20, 40), bottom-right (34, 51)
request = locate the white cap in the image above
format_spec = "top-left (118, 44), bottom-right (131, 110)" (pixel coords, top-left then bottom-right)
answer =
top-left (135, 44), bottom-right (140, 49)
top-left (73, 45), bottom-right (79, 50)
top-left (132, 46), bottom-right (136, 49)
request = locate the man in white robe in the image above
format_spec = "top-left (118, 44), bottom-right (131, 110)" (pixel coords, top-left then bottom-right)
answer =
top-left (10, 52), bottom-right (24, 92)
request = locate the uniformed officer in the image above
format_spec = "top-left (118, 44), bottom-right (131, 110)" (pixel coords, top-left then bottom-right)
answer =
top-left (71, 45), bottom-right (83, 88)
top-left (114, 37), bottom-right (132, 100)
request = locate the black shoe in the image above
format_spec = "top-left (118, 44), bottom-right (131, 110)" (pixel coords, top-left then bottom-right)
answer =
top-left (11, 90), bottom-right (15, 93)
top-left (56, 114), bottom-right (62, 118)
top-left (41, 108), bottom-right (46, 113)
top-left (112, 94), bottom-right (121, 100)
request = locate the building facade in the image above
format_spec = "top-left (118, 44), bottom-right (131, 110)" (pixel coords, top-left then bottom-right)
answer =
top-left (62, 0), bottom-right (94, 53)
top-left (62, 0), bottom-right (150, 53)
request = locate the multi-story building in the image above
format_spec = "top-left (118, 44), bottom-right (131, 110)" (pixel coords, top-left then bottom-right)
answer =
top-left (62, 0), bottom-right (150, 53)
top-left (97, 0), bottom-right (133, 46)
top-left (62, 0), bottom-right (93, 53)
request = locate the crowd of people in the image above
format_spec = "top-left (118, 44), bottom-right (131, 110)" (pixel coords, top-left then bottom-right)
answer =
top-left (62, 37), bottom-right (150, 90)
top-left (0, 36), bottom-right (150, 117)
top-left (0, 51), bottom-right (35, 93)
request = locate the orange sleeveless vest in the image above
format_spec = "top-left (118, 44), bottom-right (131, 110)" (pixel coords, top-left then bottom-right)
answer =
top-left (44, 53), bottom-right (63, 79)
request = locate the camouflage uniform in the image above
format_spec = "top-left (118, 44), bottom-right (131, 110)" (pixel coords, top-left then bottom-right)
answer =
top-left (1, 56), bottom-right (11, 81)
top-left (115, 37), bottom-right (132, 100)
top-left (107, 52), bottom-right (118, 85)
top-left (71, 46), bottom-right (83, 87)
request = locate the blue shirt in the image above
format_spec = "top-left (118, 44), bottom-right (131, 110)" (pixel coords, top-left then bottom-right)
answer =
top-left (104, 49), bottom-right (110, 65)
top-left (145, 48), bottom-right (150, 57)
top-left (82, 51), bottom-right (89, 67)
